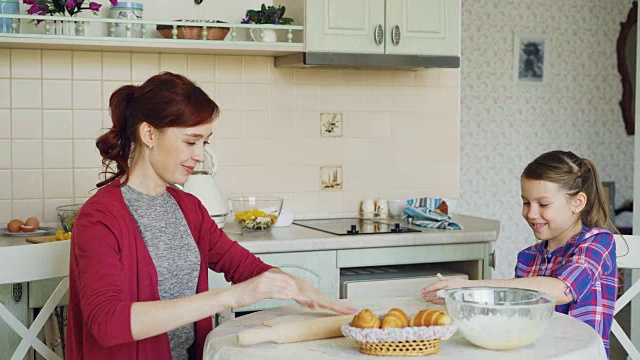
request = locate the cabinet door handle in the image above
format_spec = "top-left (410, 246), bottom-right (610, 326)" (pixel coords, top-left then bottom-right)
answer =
top-left (391, 25), bottom-right (401, 45)
top-left (488, 250), bottom-right (496, 270)
top-left (12, 283), bottom-right (22, 303)
top-left (374, 24), bottom-right (384, 45)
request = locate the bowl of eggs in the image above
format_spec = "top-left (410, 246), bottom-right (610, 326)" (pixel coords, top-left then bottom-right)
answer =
top-left (341, 307), bottom-right (457, 356)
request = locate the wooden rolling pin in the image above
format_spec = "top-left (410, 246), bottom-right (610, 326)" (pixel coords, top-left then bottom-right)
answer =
top-left (237, 314), bottom-right (353, 346)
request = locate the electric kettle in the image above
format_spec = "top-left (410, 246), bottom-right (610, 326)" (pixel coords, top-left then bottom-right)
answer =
top-left (179, 148), bottom-right (229, 228)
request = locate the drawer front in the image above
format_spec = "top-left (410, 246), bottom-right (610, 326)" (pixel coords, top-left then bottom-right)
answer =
top-left (337, 243), bottom-right (486, 268)
top-left (210, 250), bottom-right (338, 313)
top-left (342, 273), bottom-right (468, 300)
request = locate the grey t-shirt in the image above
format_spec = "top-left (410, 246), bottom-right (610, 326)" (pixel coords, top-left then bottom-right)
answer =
top-left (122, 185), bottom-right (201, 360)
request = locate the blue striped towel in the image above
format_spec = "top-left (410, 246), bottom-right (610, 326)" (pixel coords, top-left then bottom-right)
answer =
top-left (402, 197), bottom-right (462, 230)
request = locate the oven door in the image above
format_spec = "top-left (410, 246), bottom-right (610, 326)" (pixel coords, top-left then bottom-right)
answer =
top-left (340, 266), bottom-right (468, 300)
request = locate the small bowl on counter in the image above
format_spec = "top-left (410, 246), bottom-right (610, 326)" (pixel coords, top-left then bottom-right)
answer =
top-left (228, 196), bottom-right (283, 233)
top-left (56, 204), bottom-right (83, 233)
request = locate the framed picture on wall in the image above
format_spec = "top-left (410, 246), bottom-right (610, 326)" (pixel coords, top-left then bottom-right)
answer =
top-left (513, 33), bottom-right (548, 83)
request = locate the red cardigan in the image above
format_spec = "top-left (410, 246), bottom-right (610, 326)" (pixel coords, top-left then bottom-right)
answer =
top-left (66, 181), bottom-right (274, 360)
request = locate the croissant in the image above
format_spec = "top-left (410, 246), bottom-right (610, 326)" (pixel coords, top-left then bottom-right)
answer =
top-left (409, 309), bottom-right (452, 326)
top-left (351, 308), bottom-right (381, 329)
top-left (380, 308), bottom-right (409, 329)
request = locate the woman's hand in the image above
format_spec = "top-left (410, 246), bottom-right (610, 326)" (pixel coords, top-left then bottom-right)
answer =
top-left (422, 277), bottom-right (473, 304)
top-left (229, 269), bottom-right (356, 315)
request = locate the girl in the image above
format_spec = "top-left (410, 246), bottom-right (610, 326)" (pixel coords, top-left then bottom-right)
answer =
top-left (423, 150), bottom-right (617, 356)
top-left (66, 72), bottom-right (355, 360)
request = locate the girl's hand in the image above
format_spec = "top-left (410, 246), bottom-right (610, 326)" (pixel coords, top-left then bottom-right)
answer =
top-left (422, 277), bottom-right (473, 304)
top-left (230, 270), bottom-right (357, 315)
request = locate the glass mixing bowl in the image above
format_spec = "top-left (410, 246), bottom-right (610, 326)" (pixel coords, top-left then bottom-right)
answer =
top-left (441, 287), bottom-right (555, 350)
top-left (56, 204), bottom-right (83, 232)
top-left (228, 196), bottom-right (283, 233)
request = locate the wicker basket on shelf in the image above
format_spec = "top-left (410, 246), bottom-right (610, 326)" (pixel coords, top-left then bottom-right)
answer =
top-left (156, 20), bottom-right (229, 40)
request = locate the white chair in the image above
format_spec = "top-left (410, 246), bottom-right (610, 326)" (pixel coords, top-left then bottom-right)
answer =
top-left (613, 234), bottom-right (640, 359)
top-left (0, 240), bottom-right (70, 360)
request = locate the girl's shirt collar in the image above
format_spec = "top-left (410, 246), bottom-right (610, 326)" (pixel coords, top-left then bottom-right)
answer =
top-left (539, 225), bottom-right (587, 257)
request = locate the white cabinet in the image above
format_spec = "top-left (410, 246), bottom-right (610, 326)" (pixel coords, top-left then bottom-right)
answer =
top-left (304, 0), bottom-right (460, 56)
top-left (385, 0), bottom-right (460, 56)
top-left (305, 0), bottom-right (386, 54)
top-left (208, 250), bottom-right (338, 313)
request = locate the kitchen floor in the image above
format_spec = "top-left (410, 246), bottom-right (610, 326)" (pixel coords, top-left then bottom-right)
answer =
top-left (610, 305), bottom-right (631, 360)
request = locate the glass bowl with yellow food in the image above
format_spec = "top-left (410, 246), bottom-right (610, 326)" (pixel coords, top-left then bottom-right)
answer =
top-left (228, 196), bottom-right (283, 233)
top-left (56, 204), bottom-right (82, 235)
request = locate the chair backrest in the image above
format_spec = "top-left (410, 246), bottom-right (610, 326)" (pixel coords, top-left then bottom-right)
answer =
top-left (0, 240), bottom-right (70, 284)
top-left (614, 234), bottom-right (640, 270)
top-left (0, 241), bottom-right (70, 360)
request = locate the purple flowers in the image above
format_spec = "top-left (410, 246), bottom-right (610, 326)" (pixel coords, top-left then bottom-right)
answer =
top-left (22, 0), bottom-right (114, 17)
top-left (242, 4), bottom-right (293, 25)
top-left (88, 1), bottom-right (101, 11)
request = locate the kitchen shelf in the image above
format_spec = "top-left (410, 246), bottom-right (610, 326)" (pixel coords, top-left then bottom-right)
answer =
top-left (0, 15), bottom-right (304, 56)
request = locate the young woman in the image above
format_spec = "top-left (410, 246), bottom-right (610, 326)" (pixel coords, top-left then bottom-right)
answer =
top-left (423, 150), bottom-right (617, 356)
top-left (65, 72), bottom-right (355, 360)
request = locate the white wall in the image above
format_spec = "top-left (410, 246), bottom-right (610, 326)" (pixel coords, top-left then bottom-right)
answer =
top-left (460, 0), bottom-right (635, 278)
top-left (0, 50), bottom-right (460, 225)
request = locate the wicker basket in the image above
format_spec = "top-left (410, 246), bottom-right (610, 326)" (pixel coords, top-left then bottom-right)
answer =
top-left (341, 314), bottom-right (456, 357)
top-left (156, 20), bottom-right (229, 40)
top-left (357, 339), bottom-right (441, 356)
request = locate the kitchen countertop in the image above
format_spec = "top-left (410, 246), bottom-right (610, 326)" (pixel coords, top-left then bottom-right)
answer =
top-left (0, 214), bottom-right (499, 253)
top-left (222, 214), bottom-right (499, 253)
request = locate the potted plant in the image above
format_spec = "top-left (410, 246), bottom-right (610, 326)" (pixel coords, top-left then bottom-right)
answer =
top-left (241, 3), bottom-right (293, 42)
top-left (23, 0), bottom-right (117, 34)
top-left (24, 0), bottom-right (117, 17)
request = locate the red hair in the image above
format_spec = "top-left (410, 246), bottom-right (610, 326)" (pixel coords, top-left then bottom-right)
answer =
top-left (96, 72), bottom-right (219, 187)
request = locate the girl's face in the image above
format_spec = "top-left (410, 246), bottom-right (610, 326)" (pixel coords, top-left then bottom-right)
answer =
top-left (150, 122), bottom-right (213, 186)
top-left (520, 178), bottom-right (583, 245)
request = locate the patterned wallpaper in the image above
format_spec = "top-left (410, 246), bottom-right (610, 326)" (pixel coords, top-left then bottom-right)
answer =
top-left (460, 0), bottom-right (635, 278)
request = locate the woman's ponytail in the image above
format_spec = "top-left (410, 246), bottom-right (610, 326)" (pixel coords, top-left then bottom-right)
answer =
top-left (96, 85), bottom-right (137, 188)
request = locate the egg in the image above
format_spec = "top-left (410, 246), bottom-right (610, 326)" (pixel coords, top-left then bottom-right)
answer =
top-left (20, 225), bottom-right (36, 232)
top-left (7, 219), bottom-right (23, 233)
top-left (24, 217), bottom-right (39, 230)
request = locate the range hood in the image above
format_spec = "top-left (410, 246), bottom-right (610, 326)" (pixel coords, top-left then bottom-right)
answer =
top-left (274, 52), bottom-right (460, 70)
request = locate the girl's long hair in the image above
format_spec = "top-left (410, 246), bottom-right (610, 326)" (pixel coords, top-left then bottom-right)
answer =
top-left (521, 150), bottom-right (613, 230)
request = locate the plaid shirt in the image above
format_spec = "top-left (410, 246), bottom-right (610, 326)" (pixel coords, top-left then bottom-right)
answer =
top-left (515, 226), bottom-right (617, 357)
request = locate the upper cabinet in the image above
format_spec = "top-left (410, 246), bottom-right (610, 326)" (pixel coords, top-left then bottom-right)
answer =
top-left (304, 0), bottom-right (460, 56)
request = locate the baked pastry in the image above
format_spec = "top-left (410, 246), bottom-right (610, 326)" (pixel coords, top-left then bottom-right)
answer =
top-left (351, 308), bottom-right (381, 329)
top-left (380, 308), bottom-right (409, 329)
top-left (409, 309), bottom-right (452, 326)
top-left (436, 200), bottom-right (449, 215)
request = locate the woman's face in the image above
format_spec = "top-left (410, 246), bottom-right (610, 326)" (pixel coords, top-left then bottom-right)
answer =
top-left (520, 178), bottom-right (582, 244)
top-left (150, 121), bottom-right (213, 186)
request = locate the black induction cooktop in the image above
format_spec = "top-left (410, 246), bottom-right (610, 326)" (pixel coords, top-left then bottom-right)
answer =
top-left (293, 218), bottom-right (420, 236)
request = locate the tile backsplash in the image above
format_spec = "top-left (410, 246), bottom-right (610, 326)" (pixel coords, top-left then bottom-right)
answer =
top-left (0, 48), bottom-right (460, 225)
